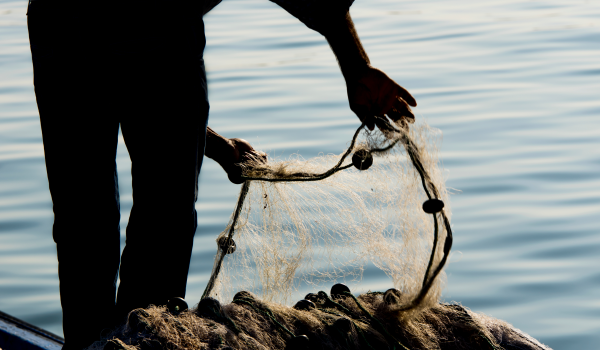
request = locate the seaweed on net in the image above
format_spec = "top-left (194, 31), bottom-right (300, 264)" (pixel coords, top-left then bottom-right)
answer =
top-left (204, 116), bottom-right (452, 317)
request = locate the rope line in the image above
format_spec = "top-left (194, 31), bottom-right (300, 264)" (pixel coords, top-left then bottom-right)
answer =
top-left (202, 181), bottom-right (250, 299)
top-left (423, 213), bottom-right (439, 289)
top-left (240, 121), bottom-right (366, 182)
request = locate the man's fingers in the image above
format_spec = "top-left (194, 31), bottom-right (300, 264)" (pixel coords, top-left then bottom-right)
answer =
top-left (253, 151), bottom-right (268, 164)
top-left (374, 115), bottom-right (392, 132)
top-left (242, 150), bottom-right (268, 166)
top-left (374, 81), bottom-right (416, 117)
top-left (259, 151), bottom-right (268, 162)
top-left (387, 109), bottom-right (413, 126)
top-left (386, 98), bottom-right (414, 124)
top-left (397, 98), bottom-right (415, 120)
top-left (398, 86), bottom-right (417, 107)
top-left (361, 115), bottom-right (375, 131)
top-left (366, 119), bottom-right (375, 131)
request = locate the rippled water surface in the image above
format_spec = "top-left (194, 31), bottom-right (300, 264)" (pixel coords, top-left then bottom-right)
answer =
top-left (1, 0), bottom-right (599, 348)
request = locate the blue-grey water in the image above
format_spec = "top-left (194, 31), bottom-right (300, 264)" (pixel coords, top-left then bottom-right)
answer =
top-left (1, 0), bottom-right (599, 348)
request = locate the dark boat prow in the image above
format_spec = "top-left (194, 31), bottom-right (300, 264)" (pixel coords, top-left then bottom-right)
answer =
top-left (0, 310), bottom-right (64, 350)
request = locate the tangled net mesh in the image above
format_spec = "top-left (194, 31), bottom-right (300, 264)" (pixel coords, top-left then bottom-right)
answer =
top-left (95, 293), bottom-right (548, 350)
top-left (208, 120), bottom-right (449, 313)
top-left (91, 118), bottom-right (551, 350)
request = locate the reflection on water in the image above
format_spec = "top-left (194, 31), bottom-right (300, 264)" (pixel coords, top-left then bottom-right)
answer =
top-left (1, 0), bottom-right (599, 347)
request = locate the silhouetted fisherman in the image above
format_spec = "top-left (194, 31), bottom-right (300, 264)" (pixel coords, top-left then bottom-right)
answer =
top-left (26, 0), bottom-right (416, 348)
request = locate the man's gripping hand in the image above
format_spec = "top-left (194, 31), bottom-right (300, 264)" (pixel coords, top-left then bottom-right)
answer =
top-left (224, 138), bottom-right (267, 184)
top-left (205, 127), bottom-right (267, 184)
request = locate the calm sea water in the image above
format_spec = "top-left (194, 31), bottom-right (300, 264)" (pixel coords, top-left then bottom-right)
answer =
top-left (1, 0), bottom-right (599, 348)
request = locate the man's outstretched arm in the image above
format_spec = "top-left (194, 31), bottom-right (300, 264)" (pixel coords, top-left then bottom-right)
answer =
top-left (269, 1), bottom-right (416, 129)
top-left (322, 11), bottom-right (416, 130)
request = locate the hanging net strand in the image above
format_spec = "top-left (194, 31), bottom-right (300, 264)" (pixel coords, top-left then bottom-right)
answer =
top-left (202, 115), bottom-right (453, 315)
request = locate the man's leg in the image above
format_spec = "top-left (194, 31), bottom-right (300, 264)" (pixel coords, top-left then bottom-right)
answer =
top-left (116, 51), bottom-right (209, 321)
top-left (28, 3), bottom-right (122, 348)
top-left (31, 51), bottom-right (122, 350)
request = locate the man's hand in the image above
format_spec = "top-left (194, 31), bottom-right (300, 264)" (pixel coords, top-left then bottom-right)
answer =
top-left (224, 138), bottom-right (267, 184)
top-left (347, 65), bottom-right (417, 131)
top-left (204, 127), bottom-right (267, 184)
top-left (322, 11), bottom-right (417, 131)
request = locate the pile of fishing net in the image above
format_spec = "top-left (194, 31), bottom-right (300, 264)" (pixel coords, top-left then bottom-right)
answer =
top-left (92, 118), bottom-right (550, 350)
top-left (95, 287), bottom-right (548, 350)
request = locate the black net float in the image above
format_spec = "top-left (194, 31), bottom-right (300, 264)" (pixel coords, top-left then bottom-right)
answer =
top-left (197, 297), bottom-right (224, 320)
top-left (304, 293), bottom-right (322, 304)
top-left (330, 283), bottom-right (351, 299)
top-left (383, 288), bottom-right (402, 305)
top-left (422, 198), bottom-right (445, 214)
top-left (352, 149), bottom-right (373, 171)
top-left (167, 297), bottom-right (188, 314)
top-left (233, 290), bottom-right (256, 302)
top-left (217, 236), bottom-right (237, 254)
top-left (293, 299), bottom-right (316, 311)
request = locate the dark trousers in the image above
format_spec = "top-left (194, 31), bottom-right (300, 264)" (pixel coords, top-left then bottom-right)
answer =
top-left (27, 1), bottom-right (208, 348)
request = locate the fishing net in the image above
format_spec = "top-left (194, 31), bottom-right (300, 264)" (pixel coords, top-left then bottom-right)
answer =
top-left (95, 289), bottom-right (550, 350)
top-left (93, 117), bottom-right (552, 350)
top-left (203, 116), bottom-right (452, 316)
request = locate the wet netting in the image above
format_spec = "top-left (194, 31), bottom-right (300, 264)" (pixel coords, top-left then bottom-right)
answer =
top-left (204, 116), bottom-right (451, 313)
top-left (94, 117), bottom-right (550, 350)
top-left (98, 290), bottom-right (548, 350)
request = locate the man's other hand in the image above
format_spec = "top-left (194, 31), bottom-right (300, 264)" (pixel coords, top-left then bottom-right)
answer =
top-left (347, 65), bottom-right (417, 131)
